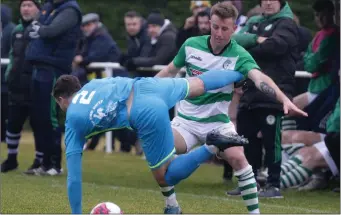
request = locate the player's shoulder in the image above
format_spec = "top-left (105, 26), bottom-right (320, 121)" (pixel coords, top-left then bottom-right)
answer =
top-left (229, 39), bottom-right (252, 57)
top-left (66, 102), bottom-right (89, 125)
top-left (184, 35), bottom-right (209, 46)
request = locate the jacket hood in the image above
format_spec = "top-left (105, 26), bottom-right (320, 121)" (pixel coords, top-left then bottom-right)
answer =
top-left (151, 19), bottom-right (177, 44)
top-left (1, 4), bottom-right (12, 27)
top-left (160, 19), bottom-right (177, 35)
top-left (265, 2), bottom-right (294, 20)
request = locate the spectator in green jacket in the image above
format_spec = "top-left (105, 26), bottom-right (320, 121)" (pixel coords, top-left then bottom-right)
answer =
top-left (293, 0), bottom-right (339, 110)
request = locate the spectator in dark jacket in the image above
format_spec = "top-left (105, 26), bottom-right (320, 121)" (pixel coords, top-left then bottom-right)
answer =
top-left (177, 10), bottom-right (211, 48)
top-left (1, 4), bottom-right (16, 143)
top-left (72, 13), bottom-right (122, 84)
top-left (25, 0), bottom-right (82, 176)
top-left (292, 14), bottom-right (312, 97)
top-left (74, 13), bottom-right (136, 154)
top-left (74, 13), bottom-right (121, 67)
top-left (228, 0), bottom-right (300, 198)
top-left (123, 11), bottom-right (150, 59)
top-left (293, 14), bottom-right (313, 70)
top-left (176, 1), bottom-right (211, 49)
top-left (124, 11), bottom-right (178, 69)
top-left (1, 0), bottom-right (42, 174)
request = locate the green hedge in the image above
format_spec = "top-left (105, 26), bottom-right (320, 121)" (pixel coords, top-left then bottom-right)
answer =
top-left (4, 0), bottom-right (317, 51)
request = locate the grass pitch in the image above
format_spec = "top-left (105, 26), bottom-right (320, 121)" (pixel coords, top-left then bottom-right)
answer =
top-left (1, 132), bottom-right (340, 214)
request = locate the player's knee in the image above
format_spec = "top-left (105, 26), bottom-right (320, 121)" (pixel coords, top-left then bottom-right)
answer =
top-left (152, 167), bottom-right (168, 186)
top-left (223, 147), bottom-right (248, 170)
top-left (291, 131), bottom-right (313, 144)
top-left (300, 146), bottom-right (323, 170)
top-left (281, 130), bottom-right (293, 144)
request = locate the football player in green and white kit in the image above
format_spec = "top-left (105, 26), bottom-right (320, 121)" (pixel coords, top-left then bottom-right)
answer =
top-left (156, 1), bottom-right (307, 214)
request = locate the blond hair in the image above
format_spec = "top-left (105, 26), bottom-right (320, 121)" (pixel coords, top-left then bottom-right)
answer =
top-left (210, 1), bottom-right (239, 21)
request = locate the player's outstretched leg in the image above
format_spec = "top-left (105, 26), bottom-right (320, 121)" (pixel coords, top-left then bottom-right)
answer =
top-left (208, 124), bottom-right (259, 213)
top-left (186, 69), bottom-right (244, 99)
top-left (164, 130), bottom-right (249, 186)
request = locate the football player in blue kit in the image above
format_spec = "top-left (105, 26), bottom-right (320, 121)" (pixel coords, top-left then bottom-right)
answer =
top-left (53, 70), bottom-right (305, 214)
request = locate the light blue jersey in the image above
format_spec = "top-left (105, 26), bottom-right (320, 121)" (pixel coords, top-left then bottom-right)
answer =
top-left (65, 77), bottom-right (135, 156)
top-left (65, 72), bottom-right (244, 214)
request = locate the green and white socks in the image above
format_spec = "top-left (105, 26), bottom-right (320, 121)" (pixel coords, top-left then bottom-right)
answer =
top-left (160, 186), bottom-right (179, 207)
top-left (280, 155), bottom-right (313, 188)
top-left (235, 165), bottom-right (260, 214)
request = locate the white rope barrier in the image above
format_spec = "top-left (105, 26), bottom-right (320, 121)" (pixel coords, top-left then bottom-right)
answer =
top-left (1, 58), bottom-right (312, 153)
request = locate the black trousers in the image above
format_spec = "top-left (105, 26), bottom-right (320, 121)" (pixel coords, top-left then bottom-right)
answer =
top-left (6, 101), bottom-right (43, 152)
top-left (1, 92), bottom-right (8, 142)
top-left (30, 67), bottom-right (62, 169)
top-left (237, 108), bottom-right (283, 188)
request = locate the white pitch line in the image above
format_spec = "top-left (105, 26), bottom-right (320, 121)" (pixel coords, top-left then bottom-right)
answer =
top-left (82, 182), bottom-right (333, 214)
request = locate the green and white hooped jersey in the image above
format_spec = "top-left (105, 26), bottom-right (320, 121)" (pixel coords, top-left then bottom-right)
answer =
top-left (173, 35), bottom-right (260, 124)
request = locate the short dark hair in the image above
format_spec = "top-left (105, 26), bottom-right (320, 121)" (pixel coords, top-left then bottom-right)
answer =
top-left (52, 75), bottom-right (81, 99)
top-left (197, 10), bottom-right (210, 18)
top-left (313, 0), bottom-right (335, 14)
top-left (210, 1), bottom-right (238, 21)
top-left (124, 10), bottom-right (141, 18)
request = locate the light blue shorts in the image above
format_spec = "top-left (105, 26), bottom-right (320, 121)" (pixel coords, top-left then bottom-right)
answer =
top-left (129, 77), bottom-right (189, 169)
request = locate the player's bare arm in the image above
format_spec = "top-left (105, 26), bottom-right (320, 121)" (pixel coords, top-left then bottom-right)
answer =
top-left (248, 69), bottom-right (308, 117)
top-left (155, 62), bottom-right (181, 78)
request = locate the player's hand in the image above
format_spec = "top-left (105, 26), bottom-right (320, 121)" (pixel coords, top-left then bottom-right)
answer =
top-left (283, 98), bottom-right (308, 117)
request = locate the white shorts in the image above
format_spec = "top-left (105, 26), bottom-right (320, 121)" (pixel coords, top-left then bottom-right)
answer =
top-left (307, 92), bottom-right (318, 104)
top-left (314, 141), bottom-right (339, 176)
top-left (171, 116), bottom-right (237, 152)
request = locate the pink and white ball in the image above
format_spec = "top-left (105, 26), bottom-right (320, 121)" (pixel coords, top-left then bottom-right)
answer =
top-left (90, 202), bottom-right (123, 214)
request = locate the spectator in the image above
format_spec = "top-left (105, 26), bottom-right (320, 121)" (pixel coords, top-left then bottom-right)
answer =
top-left (292, 14), bottom-right (312, 97)
top-left (177, 10), bottom-right (211, 50)
top-left (74, 13), bottom-right (121, 67)
top-left (224, 0), bottom-right (247, 33)
top-left (246, 5), bottom-right (263, 19)
top-left (176, 0), bottom-right (211, 48)
top-left (72, 13), bottom-right (122, 84)
top-left (293, 14), bottom-right (312, 68)
top-left (280, 99), bottom-right (340, 190)
top-left (25, 0), bottom-right (82, 176)
top-left (74, 13), bottom-right (137, 154)
top-left (280, 42), bottom-right (340, 191)
top-left (1, 0), bottom-right (42, 173)
top-left (293, 0), bottom-right (339, 110)
top-left (1, 4), bottom-right (16, 142)
top-left (123, 10), bottom-right (150, 60)
top-left (228, 0), bottom-right (299, 198)
top-left (196, 11), bottom-right (211, 36)
top-left (124, 11), bottom-right (178, 69)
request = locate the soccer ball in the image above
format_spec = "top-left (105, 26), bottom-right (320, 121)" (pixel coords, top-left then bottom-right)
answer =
top-left (90, 202), bottom-right (123, 214)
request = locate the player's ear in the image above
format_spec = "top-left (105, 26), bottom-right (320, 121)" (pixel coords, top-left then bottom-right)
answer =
top-left (57, 96), bottom-right (63, 104)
